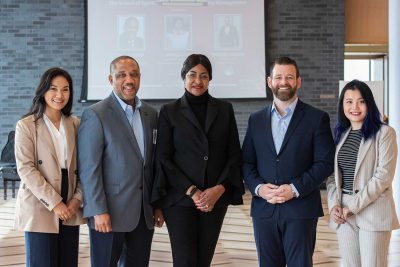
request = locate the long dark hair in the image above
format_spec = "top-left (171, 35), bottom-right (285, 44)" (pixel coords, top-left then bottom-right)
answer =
top-left (23, 67), bottom-right (74, 120)
top-left (181, 54), bottom-right (213, 81)
top-left (334, 79), bottom-right (382, 144)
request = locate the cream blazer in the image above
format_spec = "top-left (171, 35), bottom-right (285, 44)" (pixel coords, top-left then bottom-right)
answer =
top-left (326, 125), bottom-right (399, 231)
top-left (14, 114), bottom-right (86, 233)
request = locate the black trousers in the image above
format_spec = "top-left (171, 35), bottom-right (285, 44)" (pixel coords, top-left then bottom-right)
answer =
top-left (25, 169), bottom-right (80, 267)
top-left (89, 209), bottom-right (154, 267)
top-left (163, 205), bottom-right (228, 267)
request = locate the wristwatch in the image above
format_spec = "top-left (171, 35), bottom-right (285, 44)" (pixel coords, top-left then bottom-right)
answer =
top-left (186, 185), bottom-right (198, 197)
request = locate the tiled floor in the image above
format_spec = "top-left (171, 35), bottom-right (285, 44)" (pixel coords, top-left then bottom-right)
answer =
top-left (1, 190), bottom-right (399, 266)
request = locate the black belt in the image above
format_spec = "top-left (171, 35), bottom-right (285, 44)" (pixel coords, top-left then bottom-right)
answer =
top-left (342, 190), bottom-right (353, 195)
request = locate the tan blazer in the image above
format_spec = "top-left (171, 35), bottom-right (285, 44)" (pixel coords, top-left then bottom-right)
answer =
top-left (14, 114), bottom-right (86, 233)
top-left (326, 125), bottom-right (399, 231)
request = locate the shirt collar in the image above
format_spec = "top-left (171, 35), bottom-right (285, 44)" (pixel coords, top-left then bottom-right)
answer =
top-left (43, 113), bottom-right (65, 129)
top-left (271, 97), bottom-right (298, 117)
top-left (113, 91), bottom-right (142, 111)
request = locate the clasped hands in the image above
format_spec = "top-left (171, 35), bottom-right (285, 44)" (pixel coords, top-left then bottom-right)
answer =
top-left (191, 185), bottom-right (225, 213)
top-left (330, 205), bottom-right (353, 224)
top-left (258, 183), bottom-right (294, 204)
top-left (53, 198), bottom-right (81, 222)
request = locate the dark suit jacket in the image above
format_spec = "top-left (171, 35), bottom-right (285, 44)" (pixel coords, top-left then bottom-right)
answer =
top-left (242, 100), bottom-right (335, 219)
top-left (78, 93), bottom-right (158, 232)
top-left (153, 94), bottom-right (244, 208)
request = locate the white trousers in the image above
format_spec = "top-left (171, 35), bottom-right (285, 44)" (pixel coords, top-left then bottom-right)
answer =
top-left (336, 194), bottom-right (392, 267)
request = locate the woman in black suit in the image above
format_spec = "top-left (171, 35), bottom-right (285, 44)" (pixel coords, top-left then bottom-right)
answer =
top-left (154, 54), bottom-right (244, 266)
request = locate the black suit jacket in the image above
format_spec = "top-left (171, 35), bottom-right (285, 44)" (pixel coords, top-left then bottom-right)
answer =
top-left (153, 94), bottom-right (244, 208)
top-left (242, 100), bottom-right (335, 219)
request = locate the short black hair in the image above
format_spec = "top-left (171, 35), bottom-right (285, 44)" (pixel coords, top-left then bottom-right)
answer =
top-left (110, 55), bottom-right (140, 75)
top-left (181, 54), bottom-right (212, 81)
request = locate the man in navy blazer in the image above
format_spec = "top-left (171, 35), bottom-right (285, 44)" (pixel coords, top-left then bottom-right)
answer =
top-left (78, 56), bottom-right (163, 267)
top-left (242, 56), bottom-right (335, 267)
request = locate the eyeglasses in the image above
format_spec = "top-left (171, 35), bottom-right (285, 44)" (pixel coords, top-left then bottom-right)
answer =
top-left (115, 72), bottom-right (141, 79)
top-left (186, 73), bottom-right (210, 81)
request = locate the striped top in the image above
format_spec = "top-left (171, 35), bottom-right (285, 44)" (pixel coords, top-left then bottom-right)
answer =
top-left (337, 129), bottom-right (363, 191)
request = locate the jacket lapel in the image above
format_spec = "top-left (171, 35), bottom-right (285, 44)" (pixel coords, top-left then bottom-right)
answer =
top-left (63, 116), bottom-right (75, 169)
top-left (36, 118), bottom-right (58, 164)
top-left (205, 97), bottom-right (218, 133)
top-left (140, 105), bottom-right (151, 164)
top-left (278, 100), bottom-right (305, 154)
top-left (180, 95), bottom-right (204, 133)
top-left (264, 104), bottom-right (277, 155)
top-left (108, 94), bottom-right (143, 160)
top-left (354, 135), bottom-right (373, 178)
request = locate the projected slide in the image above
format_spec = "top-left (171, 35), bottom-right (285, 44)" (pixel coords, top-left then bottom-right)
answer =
top-left (85, 0), bottom-right (266, 100)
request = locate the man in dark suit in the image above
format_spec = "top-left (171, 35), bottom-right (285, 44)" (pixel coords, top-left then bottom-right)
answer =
top-left (78, 55), bottom-right (163, 267)
top-left (242, 56), bottom-right (335, 267)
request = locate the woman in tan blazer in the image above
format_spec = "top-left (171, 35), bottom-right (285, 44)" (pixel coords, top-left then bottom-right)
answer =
top-left (326, 80), bottom-right (399, 267)
top-left (14, 67), bottom-right (85, 267)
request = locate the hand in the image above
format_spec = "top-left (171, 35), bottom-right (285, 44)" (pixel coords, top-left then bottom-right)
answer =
top-left (342, 207), bottom-right (353, 220)
top-left (66, 198), bottom-right (81, 217)
top-left (259, 183), bottom-right (290, 204)
top-left (94, 213), bottom-right (112, 233)
top-left (258, 183), bottom-right (280, 201)
top-left (191, 188), bottom-right (203, 202)
top-left (53, 201), bottom-right (72, 221)
top-left (153, 208), bottom-right (164, 228)
top-left (330, 205), bottom-right (346, 224)
top-left (195, 185), bottom-right (225, 212)
top-left (273, 184), bottom-right (294, 202)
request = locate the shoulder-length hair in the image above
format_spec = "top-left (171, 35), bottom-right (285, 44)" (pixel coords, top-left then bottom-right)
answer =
top-left (181, 54), bottom-right (212, 81)
top-left (23, 67), bottom-right (74, 120)
top-left (334, 79), bottom-right (382, 144)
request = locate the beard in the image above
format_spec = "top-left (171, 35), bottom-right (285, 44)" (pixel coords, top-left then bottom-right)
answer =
top-left (271, 84), bottom-right (297, 101)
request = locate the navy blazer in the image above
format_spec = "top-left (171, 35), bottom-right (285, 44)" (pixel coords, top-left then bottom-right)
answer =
top-left (242, 100), bottom-right (335, 219)
top-left (153, 94), bottom-right (244, 208)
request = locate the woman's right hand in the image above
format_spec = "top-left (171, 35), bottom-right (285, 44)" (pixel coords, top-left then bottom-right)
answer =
top-left (53, 201), bottom-right (72, 221)
top-left (330, 205), bottom-right (346, 224)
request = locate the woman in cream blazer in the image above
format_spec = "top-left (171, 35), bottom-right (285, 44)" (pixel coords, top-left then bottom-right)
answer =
top-left (326, 80), bottom-right (399, 267)
top-left (14, 67), bottom-right (85, 267)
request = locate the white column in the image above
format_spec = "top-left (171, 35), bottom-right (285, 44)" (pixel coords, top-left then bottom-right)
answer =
top-left (388, 0), bottom-right (400, 217)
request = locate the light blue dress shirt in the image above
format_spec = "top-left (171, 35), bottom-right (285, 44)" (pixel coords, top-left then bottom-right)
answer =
top-left (113, 91), bottom-right (145, 158)
top-left (255, 98), bottom-right (299, 197)
top-left (271, 98), bottom-right (297, 153)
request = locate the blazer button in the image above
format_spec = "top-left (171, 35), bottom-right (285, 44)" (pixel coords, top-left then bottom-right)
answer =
top-left (75, 170), bottom-right (78, 175)
top-left (276, 158), bottom-right (279, 162)
top-left (38, 160), bottom-right (43, 165)
top-left (204, 156), bottom-right (208, 161)
top-left (355, 190), bottom-right (359, 193)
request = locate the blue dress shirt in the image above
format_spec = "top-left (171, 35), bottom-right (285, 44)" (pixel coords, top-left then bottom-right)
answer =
top-left (113, 91), bottom-right (145, 158)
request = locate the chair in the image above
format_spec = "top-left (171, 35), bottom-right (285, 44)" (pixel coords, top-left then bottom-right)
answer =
top-left (0, 131), bottom-right (20, 200)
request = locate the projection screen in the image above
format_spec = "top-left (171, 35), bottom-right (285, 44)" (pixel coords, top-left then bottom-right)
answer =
top-left (83, 0), bottom-right (266, 101)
